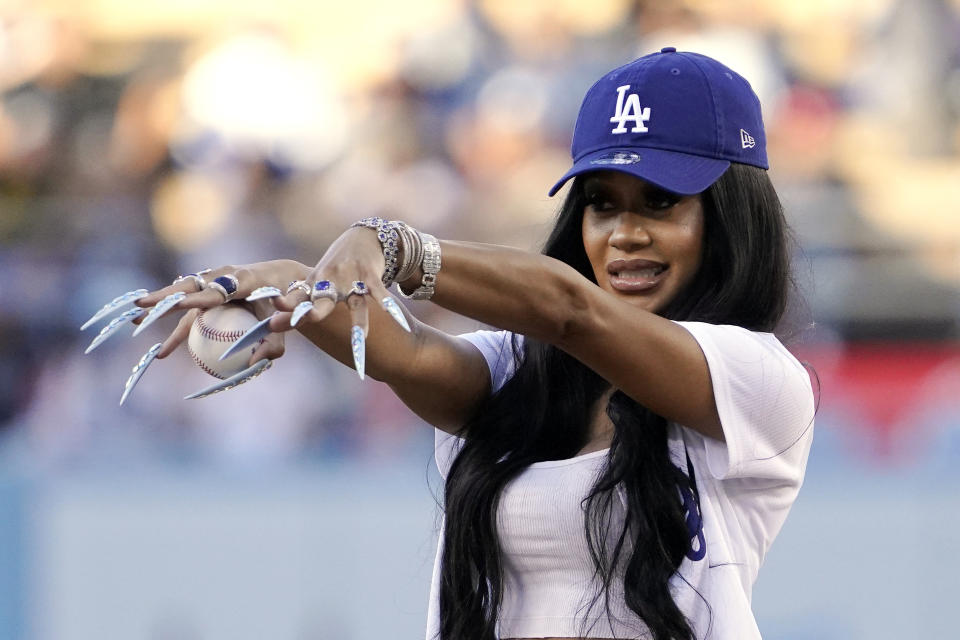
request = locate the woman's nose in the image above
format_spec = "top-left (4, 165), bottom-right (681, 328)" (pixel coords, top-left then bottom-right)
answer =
top-left (609, 212), bottom-right (652, 250)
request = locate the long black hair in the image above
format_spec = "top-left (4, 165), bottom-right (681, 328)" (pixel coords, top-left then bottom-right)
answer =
top-left (437, 163), bottom-right (792, 640)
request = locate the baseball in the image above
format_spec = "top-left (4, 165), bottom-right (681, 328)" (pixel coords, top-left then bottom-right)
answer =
top-left (187, 304), bottom-right (261, 379)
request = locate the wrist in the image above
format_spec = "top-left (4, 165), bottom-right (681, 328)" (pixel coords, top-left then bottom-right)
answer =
top-left (347, 217), bottom-right (441, 300)
top-left (348, 218), bottom-right (399, 285)
top-left (397, 232), bottom-right (440, 300)
top-left (397, 266), bottom-right (423, 295)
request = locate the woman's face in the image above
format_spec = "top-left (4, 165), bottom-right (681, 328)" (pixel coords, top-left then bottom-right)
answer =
top-left (581, 170), bottom-right (705, 314)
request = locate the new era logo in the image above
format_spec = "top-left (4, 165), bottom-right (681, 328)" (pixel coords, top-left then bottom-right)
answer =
top-left (590, 152), bottom-right (642, 165)
top-left (740, 129), bottom-right (755, 149)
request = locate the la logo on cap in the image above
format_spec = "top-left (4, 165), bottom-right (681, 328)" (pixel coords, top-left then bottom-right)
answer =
top-left (610, 85), bottom-right (651, 134)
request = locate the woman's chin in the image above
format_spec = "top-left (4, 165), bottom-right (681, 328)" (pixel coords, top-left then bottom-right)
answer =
top-left (608, 287), bottom-right (666, 314)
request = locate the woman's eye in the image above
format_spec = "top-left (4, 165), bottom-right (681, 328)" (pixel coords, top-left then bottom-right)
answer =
top-left (646, 191), bottom-right (681, 211)
top-left (586, 192), bottom-right (615, 211)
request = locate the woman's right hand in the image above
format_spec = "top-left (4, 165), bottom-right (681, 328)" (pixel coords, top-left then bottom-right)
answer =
top-left (80, 258), bottom-right (308, 403)
top-left (80, 223), bottom-right (415, 403)
top-left (132, 259), bottom-right (305, 363)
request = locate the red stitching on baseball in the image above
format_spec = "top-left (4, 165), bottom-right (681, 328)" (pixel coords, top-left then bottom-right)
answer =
top-left (188, 344), bottom-right (227, 380)
top-left (197, 310), bottom-right (247, 342)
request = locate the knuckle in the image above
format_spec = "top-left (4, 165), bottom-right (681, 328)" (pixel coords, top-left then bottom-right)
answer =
top-left (325, 263), bottom-right (347, 279)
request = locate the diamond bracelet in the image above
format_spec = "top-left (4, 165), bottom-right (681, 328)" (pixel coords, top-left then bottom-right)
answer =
top-left (350, 216), bottom-right (401, 286)
top-left (398, 232), bottom-right (440, 300)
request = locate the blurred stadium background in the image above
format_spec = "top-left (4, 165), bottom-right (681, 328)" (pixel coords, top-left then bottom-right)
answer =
top-left (0, 0), bottom-right (959, 638)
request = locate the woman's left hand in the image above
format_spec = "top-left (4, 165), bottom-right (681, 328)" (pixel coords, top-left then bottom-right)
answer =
top-left (267, 226), bottom-right (413, 381)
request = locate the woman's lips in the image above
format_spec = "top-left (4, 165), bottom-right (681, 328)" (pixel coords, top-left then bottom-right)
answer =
top-left (607, 260), bottom-right (667, 292)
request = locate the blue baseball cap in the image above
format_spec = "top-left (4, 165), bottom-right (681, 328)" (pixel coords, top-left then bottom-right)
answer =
top-left (548, 47), bottom-right (768, 197)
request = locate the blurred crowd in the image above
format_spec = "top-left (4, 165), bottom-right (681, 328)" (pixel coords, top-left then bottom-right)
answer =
top-left (1, 0), bottom-right (958, 468)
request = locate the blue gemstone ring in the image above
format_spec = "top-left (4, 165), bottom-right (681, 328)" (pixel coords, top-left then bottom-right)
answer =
top-left (347, 281), bottom-right (369, 299)
top-left (207, 274), bottom-right (240, 302)
top-left (310, 280), bottom-right (338, 303)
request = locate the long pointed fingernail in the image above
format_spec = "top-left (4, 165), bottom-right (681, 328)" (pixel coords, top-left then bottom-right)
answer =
top-left (380, 296), bottom-right (411, 332)
top-left (351, 325), bottom-right (365, 381)
top-left (290, 301), bottom-right (313, 327)
top-left (184, 359), bottom-right (272, 399)
top-left (80, 289), bottom-right (149, 330)
top-left (132, 292), bottom-right (186, 337)
top-left (246, 286), bottom-right (282, 302)
top-left (219, 315), bottom-right (273, 361)
top-left (119, 342), bottom-right (162, 406)
top-left (84, 308), bottom-right (146, 354)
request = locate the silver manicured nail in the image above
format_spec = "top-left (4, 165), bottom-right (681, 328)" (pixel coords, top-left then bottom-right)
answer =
top-left (184, 359), bottom-right (272, 399)
top-left (245, 286), bottom-right (282, 302)
top-left (380, 296), bottom-right (411, 332)
top-left (119, 342), bottom-right (162, 406)
top-left (219, 315), bottom-right (273, 361)
top-left (84, 308), bottom-right (145, 354)
top-left (290, 300), bottom-right (314, 327)
top-left (132, 292), bottom-right (186, 337)
top-left (80, 289), bottom-right (149, 330)
top-left (351, 325), bottom-right (365, 381)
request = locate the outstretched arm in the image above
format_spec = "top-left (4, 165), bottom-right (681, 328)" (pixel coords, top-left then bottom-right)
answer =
top-left (292, 303), bottom-right (492, 434)
top-left (407, 239), bottom-right (723, 440)
top-left (124, 226), bottom-right (719, 440)
top-left (287, 228), bottom-right (719, 439)
top-left (128, 253), bottom-right (492, 433)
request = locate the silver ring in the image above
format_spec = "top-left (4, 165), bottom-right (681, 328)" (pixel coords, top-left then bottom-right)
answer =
top-left (173, 268), bottom-right (211, 291)
top-left (286, 280), bottom-right (311, 297)
top-left (310, 280), bottom-right (338, 303)
top-left (207, 274), bottom-right (239, 302)
top-left (346, 280), bottom-right (369, 298)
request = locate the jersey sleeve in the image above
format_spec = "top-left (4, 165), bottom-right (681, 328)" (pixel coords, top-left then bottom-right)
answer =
top-left (674, 321), bottom-right (815, 484)
top-left (434, 330), bottom-right (521, 479)
top-left (458, 329), bottom-right (520, 394)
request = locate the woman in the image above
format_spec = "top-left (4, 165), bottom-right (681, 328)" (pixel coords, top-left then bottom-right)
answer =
top-left (96, 49), bottom-right (815, 639)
